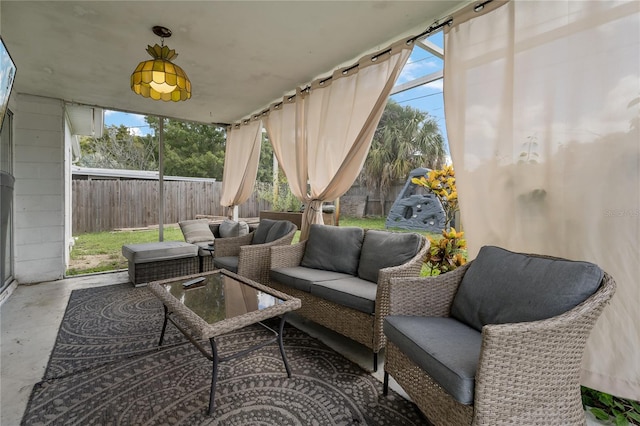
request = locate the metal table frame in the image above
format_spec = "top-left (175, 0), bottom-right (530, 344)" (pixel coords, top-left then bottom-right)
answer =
top-left (149, 270), bottom-right (301, 416)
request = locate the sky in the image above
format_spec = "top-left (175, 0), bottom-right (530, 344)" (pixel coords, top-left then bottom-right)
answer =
top-left (105, 31), bottom-right (448, 149)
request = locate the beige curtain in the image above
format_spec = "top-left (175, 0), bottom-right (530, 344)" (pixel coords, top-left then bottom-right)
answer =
top-left (444, 0), bottom-right (639, 399)
top-left (265, 39), bottom-right (412, 240)
top-left (220, 119), bottom-right (262, 214)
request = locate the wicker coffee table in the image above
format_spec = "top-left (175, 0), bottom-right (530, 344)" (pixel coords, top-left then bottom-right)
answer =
top-left (148, 269), bottom-right (301, 416)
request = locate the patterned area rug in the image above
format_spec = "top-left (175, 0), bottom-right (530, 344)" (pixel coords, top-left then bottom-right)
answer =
top-left (23, 284), bottom-right (427, 425)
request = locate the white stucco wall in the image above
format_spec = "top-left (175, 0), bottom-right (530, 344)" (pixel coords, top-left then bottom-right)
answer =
top-left (13, 94), bottom-right (65, 283)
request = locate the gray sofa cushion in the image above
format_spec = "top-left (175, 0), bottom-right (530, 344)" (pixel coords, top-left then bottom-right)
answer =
top-left (310, 276), bottom-right (378, 314)
top-left (451, 246), bottom-right (604, 331)
top-left (179, 219), bottom-right (214, 243)
top-left (122, 241), bottom-right (198, 263)
top-left (270, 267), bottom-right (353, 293)
top-left (252, 219), bottom-right (277, 245)
top-left (213, 256), bottom-right (239, 273)
top-left (301, 225), bottom-right (364, 275)
top-left (357, 230), bottom-right (422, 283)
top-left (384, 316), bottom-right (481, 405)
top-left (218, 219), bottom-right (249, 238)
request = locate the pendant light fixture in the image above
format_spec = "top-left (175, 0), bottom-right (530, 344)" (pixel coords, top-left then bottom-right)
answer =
top-left (131, 26), bottom-right (191, 102)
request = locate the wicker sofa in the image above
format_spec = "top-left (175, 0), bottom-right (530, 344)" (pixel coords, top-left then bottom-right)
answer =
top-left (268, 224), bottom-right (429, 371)
top-left (382, 246), bottom-right (616, 425)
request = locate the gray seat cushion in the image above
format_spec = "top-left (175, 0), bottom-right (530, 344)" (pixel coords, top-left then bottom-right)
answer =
top-left (310, 276), bottom-right (377, 314)
top-left (179, 219), bottom-right (215, 243)
top-left (270, 267), bottom-right (353, 293)
top-left (384, 316), bottom-right (482, 405)
top-left (213, 256), bottom-right (239, 273)
top-left (301, 225), bottom-right (364, 275)
top-left (451, 246), bottom-right (604, 331)
top-left (357, 230), bottom-right (423, 283)
top-left (122, 241), bottom-right (198, 263)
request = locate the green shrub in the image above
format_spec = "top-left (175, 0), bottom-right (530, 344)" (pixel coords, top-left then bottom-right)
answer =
top-left (582, 387), bottom-right (640, 425)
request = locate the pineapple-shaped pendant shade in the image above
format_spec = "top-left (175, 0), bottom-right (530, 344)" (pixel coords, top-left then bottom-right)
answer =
top-left (131, 28), bottom-right (191, 102)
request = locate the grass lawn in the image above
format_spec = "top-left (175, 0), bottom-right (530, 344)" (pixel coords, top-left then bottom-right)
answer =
top-left (67, 226), bottom-right (184, 276)
top-left (66, 217), bottom-right (440, 276)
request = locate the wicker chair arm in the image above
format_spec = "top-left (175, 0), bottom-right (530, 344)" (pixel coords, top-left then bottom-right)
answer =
top-left (376, 237), bottom-right (429, 315)
top-left (374, 236), bottom-right (429, 350)
top-left (270, 241), bottom-right (307, 269)
top-left (213, 232), bottom-right (255, 258)
top-left (385, 262), bottom-right (470, 317)
top-left (236, 228), bottom-right (297, 283)
top-left (473, 274), bottom-right (616, 424)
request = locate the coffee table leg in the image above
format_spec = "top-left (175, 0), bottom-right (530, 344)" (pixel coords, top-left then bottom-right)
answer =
top-left (208, 338), bottom-right (219, 416)
top-left (277, 314), bottom-right (292, 378)
top-left (159, 305), bottom-right (169, 346)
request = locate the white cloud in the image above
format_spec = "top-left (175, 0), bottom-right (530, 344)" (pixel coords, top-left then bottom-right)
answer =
top-left (128, 127), bottom-right (144, 137)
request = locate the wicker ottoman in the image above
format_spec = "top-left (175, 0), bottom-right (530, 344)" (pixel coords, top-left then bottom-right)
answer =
top-left (122, 241), bottom-right (199, 286)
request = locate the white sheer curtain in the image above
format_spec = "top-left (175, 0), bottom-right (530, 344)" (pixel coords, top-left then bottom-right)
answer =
top-left (444, 0), bottom-right (639, 399)
top-left (220, 119), bottom-right (262, 216)
top-left (264, 39), bottom-right (412, 240)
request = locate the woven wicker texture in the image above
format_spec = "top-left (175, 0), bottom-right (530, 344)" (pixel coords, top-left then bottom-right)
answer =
top-left (201, 255), bottom-right (216, 272)
top-left (384, 256), bottom-right (616, 426)
top-left (128, 257), bottom-right (200, 285)
top-left (149, 270), bottom-right (301, 341)
top-left (214, 226), bottom-right (297, 284)
top-left (268, 230), bottom-right (428, 356)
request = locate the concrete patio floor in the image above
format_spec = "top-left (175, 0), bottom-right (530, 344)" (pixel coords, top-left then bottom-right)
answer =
top-left (0, 270), bottom-right (405, 425)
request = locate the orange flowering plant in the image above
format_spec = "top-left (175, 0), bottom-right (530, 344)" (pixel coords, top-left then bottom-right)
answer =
top-left (412, 166), bottom-right (467, 275)
top-left (424, 227), bottom-right (467, 276)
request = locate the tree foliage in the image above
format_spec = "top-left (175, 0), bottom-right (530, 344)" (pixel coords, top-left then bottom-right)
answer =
top-left (79, 118), bottom-right (227, 179)
top-left (358, 100), bottom-right (446, 215)
top-left (78, 124), bottom-right (157, 170)
top-left (145, 116), bottom-right (226, 179)
top-left (256, 133), bottom-right (274, 183)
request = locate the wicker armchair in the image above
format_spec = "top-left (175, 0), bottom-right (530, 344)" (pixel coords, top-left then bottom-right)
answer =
top-left (383, 247), bottom-right (616, 426)
top-left (213, 219), bottom-right (297, 284)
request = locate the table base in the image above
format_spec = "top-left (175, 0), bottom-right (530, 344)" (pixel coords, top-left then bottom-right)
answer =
top-left (159, 306), bottom-right (293, 416)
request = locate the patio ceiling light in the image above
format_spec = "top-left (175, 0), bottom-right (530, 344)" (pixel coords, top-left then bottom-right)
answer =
top-left (131, 26), bottom-right (191, 102)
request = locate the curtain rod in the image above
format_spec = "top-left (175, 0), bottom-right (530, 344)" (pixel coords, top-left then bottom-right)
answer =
top-left (246, 0), bottom-right (494, 123)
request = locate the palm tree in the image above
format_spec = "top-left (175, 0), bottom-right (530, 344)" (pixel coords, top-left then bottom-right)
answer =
top-left (359, 100), bottom-right (446, 216)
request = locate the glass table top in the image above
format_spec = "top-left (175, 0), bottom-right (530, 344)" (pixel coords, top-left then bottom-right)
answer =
top-left (159, 271), bottom-right (285, 325)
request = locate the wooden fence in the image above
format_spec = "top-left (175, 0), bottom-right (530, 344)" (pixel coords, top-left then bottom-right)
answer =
top-left (72, 180), bottom-right (270, 233)
top-left (72, 180), bottom-right (406, 233)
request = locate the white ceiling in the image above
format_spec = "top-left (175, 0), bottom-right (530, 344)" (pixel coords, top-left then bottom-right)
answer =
top-left (1, 1), bottom-right (465, 125)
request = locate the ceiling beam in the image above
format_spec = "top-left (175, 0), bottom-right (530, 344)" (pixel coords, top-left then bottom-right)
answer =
top-left (390, 70), bottom-right (443, 96)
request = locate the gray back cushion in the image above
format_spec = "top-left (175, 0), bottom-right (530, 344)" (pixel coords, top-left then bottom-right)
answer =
top-left (301, 225), bottom-right (364, 275)
top-left (263, 220), bottom-right (296, 244)
top-left (179, 219), bottom-right (214, 243)
top-left (357, 230), bottom-right (423, 283)
top-left (253, 219), bottom-right (277, 244)
top-left (218, 219), bottom-right (249, 238)
top-left (451, 246), bottom-right (604, 331)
